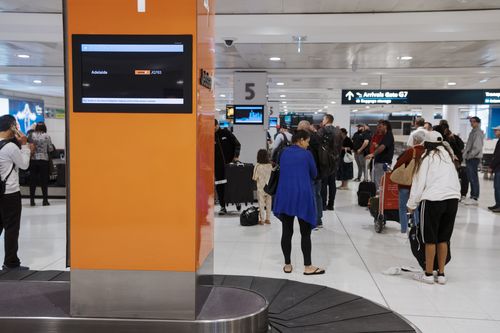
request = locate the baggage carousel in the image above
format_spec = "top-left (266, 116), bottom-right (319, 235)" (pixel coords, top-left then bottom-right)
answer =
top-left (0, 270), bottom-right (420, 332)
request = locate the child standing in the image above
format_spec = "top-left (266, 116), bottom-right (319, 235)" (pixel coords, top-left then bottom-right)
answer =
top-left (253, 149), bottom-right (273, 225)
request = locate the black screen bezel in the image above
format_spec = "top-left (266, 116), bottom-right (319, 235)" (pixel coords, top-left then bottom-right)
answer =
top-left (233, 105), bottom-right (265, 125)
top-left (72, 34), bottom-right (193, 113)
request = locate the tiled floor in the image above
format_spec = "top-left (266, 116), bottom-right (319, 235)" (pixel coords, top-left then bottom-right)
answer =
top-left (3, 176), bottom-right (500, 332)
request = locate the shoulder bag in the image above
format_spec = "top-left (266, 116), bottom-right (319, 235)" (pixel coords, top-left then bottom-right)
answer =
top-left (390, 148), bottom-right (416, 186)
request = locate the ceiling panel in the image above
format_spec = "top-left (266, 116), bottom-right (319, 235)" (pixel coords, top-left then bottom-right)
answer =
top-left (0, 41), bottom-right (63, 67)
top-left (0, 0), bottom-right (61, 13)
top-left (217, 41), bottom-right (500, 69)
top-left (216, 0), bottom-right (500, 14)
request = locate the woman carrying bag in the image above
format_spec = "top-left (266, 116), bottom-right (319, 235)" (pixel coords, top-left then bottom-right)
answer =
top-left (407, 131), bottom-right (460, 285)
top-left (338, 128), bottom-right (354, 190)
top-left (273, 130), bottom-right (325, 276)
top-left (391, 130), bottom-right (426, 236)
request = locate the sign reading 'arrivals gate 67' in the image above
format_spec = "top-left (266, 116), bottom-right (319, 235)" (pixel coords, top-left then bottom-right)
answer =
top-left (341, 89), bottom-right (500, 105)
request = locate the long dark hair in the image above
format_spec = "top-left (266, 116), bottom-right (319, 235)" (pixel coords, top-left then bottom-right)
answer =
top-left (413, 142), bottom-right (453, 175)
top-left (257, 149), bottom-right (270, 164)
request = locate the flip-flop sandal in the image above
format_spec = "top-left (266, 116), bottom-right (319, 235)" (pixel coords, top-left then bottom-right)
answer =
top-left (304, 268), bottom-right (325, 276)
top-left (283, 265), bottom-right (293, 274)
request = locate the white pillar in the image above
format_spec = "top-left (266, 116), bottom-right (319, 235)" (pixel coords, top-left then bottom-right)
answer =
top-left (442, 105), bottom-right (461, 133)
top-left (420, 106), bottom-right (435, 124)
top-left (332, 106), bottom-right (351, 131)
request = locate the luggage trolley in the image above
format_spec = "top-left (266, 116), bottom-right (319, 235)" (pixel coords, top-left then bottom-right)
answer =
top-left (371, 172), bottom-right (400, 233)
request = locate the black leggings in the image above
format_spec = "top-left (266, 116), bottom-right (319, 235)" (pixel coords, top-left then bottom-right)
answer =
top-left (30, 160), bottom-right (50, 201)
top-left (280, 214), bottom-right (312, 266)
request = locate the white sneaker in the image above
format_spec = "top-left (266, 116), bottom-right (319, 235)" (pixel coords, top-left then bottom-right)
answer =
top-left (463, 198), bottom-right (479, 206)
top-left (412, 272), bottom-right (434, 284)
top-left (435, 275), bottom-right (447, 285)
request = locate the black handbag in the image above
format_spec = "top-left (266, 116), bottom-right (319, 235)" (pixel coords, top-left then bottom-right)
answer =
top-left (264, 165), bottom-right (280, 195)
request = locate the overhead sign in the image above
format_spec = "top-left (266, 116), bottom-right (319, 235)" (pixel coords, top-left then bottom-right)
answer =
top-left (341, 89), bottom-right (500, 105)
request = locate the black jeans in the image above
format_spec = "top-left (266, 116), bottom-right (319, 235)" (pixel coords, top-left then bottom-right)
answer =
top-left (0, 192), bottom-right (22, 267)
top-left (216, 183), bottom-right (226, 208)
top-left (321, 172), bottom-right (337, 208)
top-left (458, 166), bottom-right (468, 197)
top-left (30, 160), bottom-right (50, 202)
top-left (280, 214), bottom-right (312, 266)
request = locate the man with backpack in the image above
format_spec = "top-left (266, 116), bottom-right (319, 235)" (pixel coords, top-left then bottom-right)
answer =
top-left (0, 115), bottom-right (32, 270)
top-left (317, 114), bottom-right (343, 211)
top-left (271, 124), bottom-right (292, 163)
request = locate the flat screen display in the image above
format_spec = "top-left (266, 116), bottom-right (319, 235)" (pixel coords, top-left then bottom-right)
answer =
top-left (226, 105), bottom-right (234, 119)
top-left (233, 105), bottom-right (264, 125)
top-left (8, 98), bottom-right (44, 134)
top-left (219, 121), bottom-right (230, 128)
top-left (72, 35), bottom-right (192, 113)
top-left (269, 117), bottom-right (278, 127)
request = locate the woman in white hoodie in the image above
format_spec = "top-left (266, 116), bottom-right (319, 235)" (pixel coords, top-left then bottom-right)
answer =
top-left (407, 131), bottom-right (461, 285)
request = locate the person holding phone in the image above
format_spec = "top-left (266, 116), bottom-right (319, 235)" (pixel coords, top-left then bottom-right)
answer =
top-left (0, 115), bottom-right (33, 270)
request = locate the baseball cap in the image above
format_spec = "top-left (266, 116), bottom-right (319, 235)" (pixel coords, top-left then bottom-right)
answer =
top-left (425, 131), bottom-right (443, 143)
top-left (493, 125), bottom-right (500, 131)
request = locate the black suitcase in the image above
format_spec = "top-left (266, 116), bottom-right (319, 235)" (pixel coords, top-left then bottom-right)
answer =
top-left (224, 162), bottom-right (255, 205)
top-left (240, 206), bottom-right (259, 226)
top-left (357, 161), bottom-right (376, 207)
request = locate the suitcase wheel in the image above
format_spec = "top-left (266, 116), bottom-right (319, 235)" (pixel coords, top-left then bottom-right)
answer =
top-left (374, 214), bottom-right (385, 233)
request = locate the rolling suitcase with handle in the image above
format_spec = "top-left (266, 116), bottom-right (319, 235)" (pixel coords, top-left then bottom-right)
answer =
top-left (224, 162), bottom-right (255, 205)
top-left (357, 160), bottom-right (376, 207)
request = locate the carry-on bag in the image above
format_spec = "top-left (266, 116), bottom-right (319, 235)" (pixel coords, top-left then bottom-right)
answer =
top-left (240, 206), bottom-right (259, 226)
top-left (357, 160), bottom-right (376, 207)
top-left (224, 162), bottom-right (255, 205)
top-left (408, 217), bottom-right (451, 270)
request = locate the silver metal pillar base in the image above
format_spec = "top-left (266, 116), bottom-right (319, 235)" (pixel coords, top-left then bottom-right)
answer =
top-left (0, 286), bottom-right (268, 333)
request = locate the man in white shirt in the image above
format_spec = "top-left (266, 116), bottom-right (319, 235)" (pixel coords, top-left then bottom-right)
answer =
top-left (0, 115), bottom-right (32, 270)
top-left (407, 117), bottom-right (426, 147)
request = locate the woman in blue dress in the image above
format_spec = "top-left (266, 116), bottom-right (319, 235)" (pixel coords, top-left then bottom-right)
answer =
top-left (273, 130), bottom-right (325, 275)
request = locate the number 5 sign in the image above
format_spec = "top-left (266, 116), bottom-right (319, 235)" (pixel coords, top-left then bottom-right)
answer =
top-left (234, 72), bottom-right (268, 105)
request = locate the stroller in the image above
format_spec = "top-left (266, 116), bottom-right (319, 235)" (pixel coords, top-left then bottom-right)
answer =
top-left (369, 171), bottom-right (400, 233)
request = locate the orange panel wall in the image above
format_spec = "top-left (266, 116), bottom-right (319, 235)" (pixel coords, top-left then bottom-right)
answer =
top-left (196, 0), bottom-right (215, 268)
top-left (66, 0), bottom-right (213, 272)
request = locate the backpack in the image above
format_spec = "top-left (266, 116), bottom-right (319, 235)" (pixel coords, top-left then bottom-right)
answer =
top-left (318, 127), bottom-right (341, 178)
top-left (271, 133), bottom-right (290, 163)
top-left (0, 141), bottom-right (15, 198)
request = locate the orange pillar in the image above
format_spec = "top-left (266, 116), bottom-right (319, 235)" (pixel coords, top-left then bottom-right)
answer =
top-left (64, 0), bottom-right (215, 319)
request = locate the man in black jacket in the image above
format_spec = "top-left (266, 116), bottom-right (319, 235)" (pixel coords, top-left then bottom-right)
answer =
top-left (215, 120), bottom-right (241, 215)
top-left (488, 126), bottom-right (500, 212)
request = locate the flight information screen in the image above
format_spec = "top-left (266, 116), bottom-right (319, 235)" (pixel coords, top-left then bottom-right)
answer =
top-left (72, 35), bottom-right (192, 113)
top-left (233, 105), bottom-right (264, 125)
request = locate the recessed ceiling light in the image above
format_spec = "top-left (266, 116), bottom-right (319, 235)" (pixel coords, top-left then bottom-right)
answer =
top-left (317, 109), bottom-right (322, 112)
top-left (219, 94), bottom-right (226, 97)
top-left (314, 112), bottom-right (318, 114)
top-left (17, 54), bottom-right (30, 59)
top-left (216, 108), bottom-right (221, 112)
top-left (282, 101), bottom-right (287, 104)
top-left (276, 82), bottom-right (285, 86)
top-left (398, 56), bottom-right (413, 60)
top-left (352, 109), bottom-right (358, 112)
top-left (33, 80), bottom-right (42, 84)
top-left (270, 57), bottom-right (281, 61)
top-left (361, 82), bottom-right (368, 86)
top-left (280, 95), bottom-right (286, 98)
top-left (480, 78), bottom-right (489, 83)
top-left (331, 101), bottom-right (336, 104)
top-left (324, 106), bottom-right (328, 109)
top-left (366, 106), bottom-right (370, 109)
top-left (479, 71), bottom-right (488, 74)
top-left (447, 82), bottom-right (457, 86)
